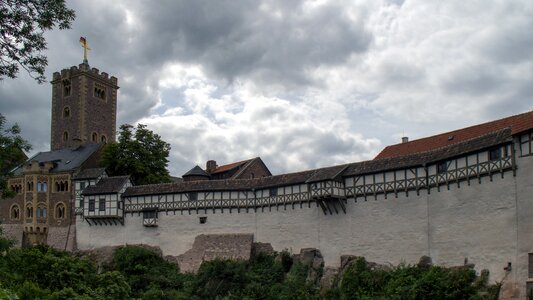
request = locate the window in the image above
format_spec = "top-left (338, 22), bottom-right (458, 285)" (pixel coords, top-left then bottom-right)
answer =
top-left (101, 135), bottom-right (107, 143)
top-left (142, 208), bottom-right (158, 227)
top-left (269, 188), bottom-right (278, 196)
top-left (94, 83), bottom-right (106, 100)
top-left (99, 198), bottom-right (105, 211)
top-left (26, 204), bottom-right (33, 218)
top-left (489, 148), bottom-right (501, 161)
top-left (79, 181), bottom-right (86, 191)
top-left (189, 192), bottom-right (198, 201)
top-left (27, 181), bottom-right (33, 191)
top-left (199, 216), bottom-right (207, 224)
top-left (529, 253), bottom-right (533, 278)
top-left (63, 107), bottom-right (70, 118)
top-left (89, 199), bottom-right (95, 212)
top-left (55, 180), bottom-right (69, 192)
top-left (10, 205), bottom-right (20, 220)
top-left (63, 79), bottom-right (71, 96)
top-left (520, 131), bottom-right (532, 156)
top-left (92, 132), bottom-right (98, 142)
top-left (79, 199), bottom-right (84, 209)
top-left (56, 203), bottom-right (66, 219)
top-left (437, 162), bottom-right (448, 174)
top-left (37, 206), bottom-right (47, 218)
top-left (37, 182), bottom-right (47, 192)
top-left (63, 131), bottom-right (69, 141)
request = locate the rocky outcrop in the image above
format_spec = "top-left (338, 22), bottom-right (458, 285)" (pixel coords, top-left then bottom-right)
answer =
top-left (177, 234), bottom-right (254, 273)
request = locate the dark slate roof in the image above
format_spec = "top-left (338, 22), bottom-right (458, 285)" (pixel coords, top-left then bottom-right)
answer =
top-left (344, 127), bottom-right (512, 176)
top-left (73, 168), bottom-right (107, 180)
top-left (13, 144), bottom-right (101, 176)
top-left (183, 165), bottom-right (210, 177)
top-left (122, 128), bottom-right (512, 197)
top-left (82, 176), bottom-right (130, 195)
top-left (375, 110), bottom-right (533, 159)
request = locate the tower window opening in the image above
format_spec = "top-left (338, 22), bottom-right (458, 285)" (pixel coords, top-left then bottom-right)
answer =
top-left (101, 135), bottom-right (107, 143)
top-left (63, 79), bottom-right (71, 96)
top-left (93, 83), bottom-right (106, 100)
top-left (63, 107), bottom-right (70, 118)
top-left (10, 205), bottom-right (20, 220)
top-left (92, 132), bottom-right (98, 142)
top-left (56, 203), bottom-right (66, 219)
top-left (63, 131), bottom-right (69, 141)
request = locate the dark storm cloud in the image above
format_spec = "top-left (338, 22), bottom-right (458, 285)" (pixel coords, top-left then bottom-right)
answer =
top-left (130, 0), bottom-right (372, 86)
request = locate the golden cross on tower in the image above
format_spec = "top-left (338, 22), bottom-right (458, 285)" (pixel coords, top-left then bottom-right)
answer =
top-left (79, 36), bottom-right (91, 64)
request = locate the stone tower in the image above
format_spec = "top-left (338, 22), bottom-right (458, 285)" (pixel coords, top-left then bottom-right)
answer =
top-left (50, 62), bottom-right (119, 150)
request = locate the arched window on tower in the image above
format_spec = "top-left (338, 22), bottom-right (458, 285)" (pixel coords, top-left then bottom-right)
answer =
top-left (63, 79), bottom-right (71, 96)
top-left (63, 107), bottom-right (70, 118)
top-left (63, 131), bottom-right (69, 141)
top-left (92, 132), bottom-right (98, 142)
top-left (101, 135), bottom-right (107, 143)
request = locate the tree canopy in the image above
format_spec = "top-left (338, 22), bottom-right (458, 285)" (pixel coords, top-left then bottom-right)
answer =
top-left (0, 0), bottom-right (75, 83)
top-left (0, 113), bottom-right (31, 198)
top-left (100, 124), bottom-right (171, 185)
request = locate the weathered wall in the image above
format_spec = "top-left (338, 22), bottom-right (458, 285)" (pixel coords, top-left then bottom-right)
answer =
top-left (77, 154), bottom-right (533, 291)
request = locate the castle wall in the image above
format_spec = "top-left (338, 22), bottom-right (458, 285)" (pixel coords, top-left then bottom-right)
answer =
top-left (76, 153), bottom-right (533, 288)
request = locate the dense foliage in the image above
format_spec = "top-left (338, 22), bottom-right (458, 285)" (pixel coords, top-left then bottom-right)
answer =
top-left (0, 0), bottom-right (75, 83)
top-left (0, 230), bottom-right (501, 299)
top-left (99, 123), bottom-right (171, 185)
top-left (0, 113), bottom-right (31, 198)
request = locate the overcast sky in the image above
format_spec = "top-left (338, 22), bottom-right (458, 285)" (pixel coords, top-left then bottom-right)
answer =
top-left (0, 0), bottom-right (531, 177)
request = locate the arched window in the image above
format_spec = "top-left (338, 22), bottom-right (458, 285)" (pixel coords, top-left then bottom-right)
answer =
top-left (63, 107), bottom-right (70, 118)
top-left (37, 205), bottom-right (47, 218)
top-left (27, 181), bottom-right (33, 191)
top-left (101, 135), bottom-right (107, 143)
top-left (63, 79), bottom-right (71, 96)
top-left (10, 205), bottom-right (20, 220)
top-left (56, 203), bottom-right (66, 219)
top-left (63, 131), bottom-right (69, 141)
top-left (26, 204), bottom-right (33, 218)
top-left (92, 132), bottom-right (98, 142)
top-left (37, 182), bottom-right (47, 192)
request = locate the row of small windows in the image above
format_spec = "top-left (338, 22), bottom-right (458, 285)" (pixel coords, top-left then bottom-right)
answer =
top-left (62, 131), bottom-right (107, 143)
top-left (88, 198), bottom-right (108, 212)
top-left (10, 184), bottom-right (22, 193)
top-left (26, 182), bottom-right (47, 192)
top-left (55, 181), bottom-right (69, 192)
top-left (10, 203), bottom-right (66, 220)
top-left (436, 147), bottom-right (508, 174)
top-left (94, 85), bottom-right (106, 100)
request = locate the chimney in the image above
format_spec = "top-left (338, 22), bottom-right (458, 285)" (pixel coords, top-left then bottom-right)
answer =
top-left (206, 160), bottom-right (217, 173)
top-left (401, 136), bottom-right (409, 143)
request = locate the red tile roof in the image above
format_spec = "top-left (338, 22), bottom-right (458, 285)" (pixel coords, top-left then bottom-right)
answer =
top-left (375, 110), bottom-right (533, 159)
top-left (211, 159), bottom-right (251, 174)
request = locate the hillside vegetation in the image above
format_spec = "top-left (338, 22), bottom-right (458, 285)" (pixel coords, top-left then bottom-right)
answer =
top-left (0, 230), bottom-right (500, 299)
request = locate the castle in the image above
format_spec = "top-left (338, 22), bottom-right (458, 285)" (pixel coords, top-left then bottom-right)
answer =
top-left (1, 59), bottom-right (533, 299)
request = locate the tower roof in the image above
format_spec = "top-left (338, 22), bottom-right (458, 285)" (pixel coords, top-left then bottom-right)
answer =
top-left (183, 165), bottom-right (210, 178)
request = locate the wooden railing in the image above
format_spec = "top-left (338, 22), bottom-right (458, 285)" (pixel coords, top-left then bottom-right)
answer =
top-left (346, 157), bottom-right (513, 200)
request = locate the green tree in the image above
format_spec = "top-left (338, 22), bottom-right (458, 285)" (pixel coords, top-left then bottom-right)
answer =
top-left (0, 0), bottom-right (75, 83)
top-left (100, 124), bottom-right (171, 185)
top-left (0, 114), bottom-right (31, 198)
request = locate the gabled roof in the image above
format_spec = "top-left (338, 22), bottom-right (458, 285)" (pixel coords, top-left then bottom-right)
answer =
top-left (82, 176), bottom-right (130, 196)
top-left (74, 168), bottom-right (107, 180)
top-left (13, 144), bottom-right (101, 175)
top-left (183, 165), bottom-right (210, 177)
top-left (375, 110), bottom-right (533, 159)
